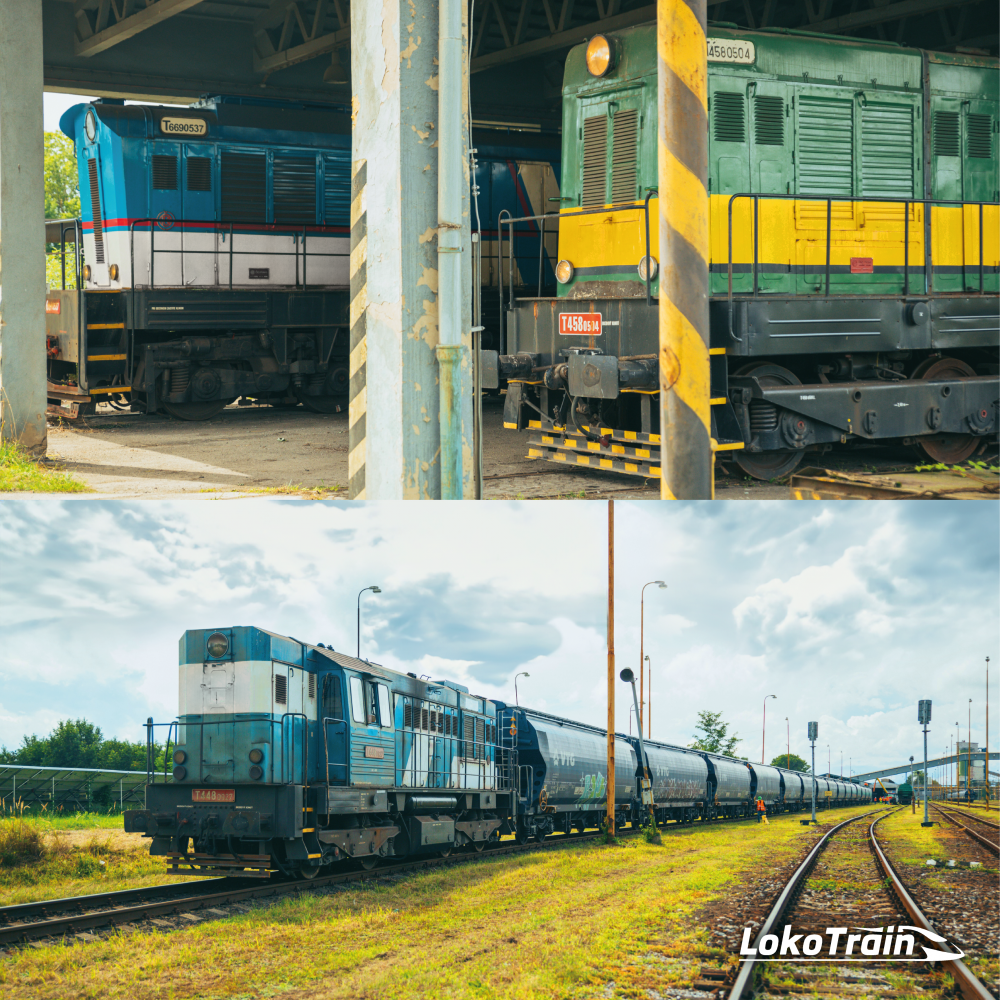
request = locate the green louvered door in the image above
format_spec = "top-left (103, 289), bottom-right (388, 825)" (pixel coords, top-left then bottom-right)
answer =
top-left (749, 83), bottom-right (791, 293)
top-left (859, 96), bottom-right (920, 293)
top-left (709, 79), bottom-right (749, 292)
top-left (794, 92), bottom-right (855, 292)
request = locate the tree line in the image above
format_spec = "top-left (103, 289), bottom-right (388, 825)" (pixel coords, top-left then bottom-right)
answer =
top-left (0, 719), bottom-right (157, 772)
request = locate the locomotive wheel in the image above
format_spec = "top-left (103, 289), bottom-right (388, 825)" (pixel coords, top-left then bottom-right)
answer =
top-left (732, 363), bottom-right (805, 481)
top-left (911, 357), bottom-right (979, 464)
top-left (360, 855), bottom-right (380, 870)
top-left (515, 828), bottom-right (530, 846)
top-left (296, 366), bottom-right (349, 413)
top-left (296, 865), bottom-right (321, 879)
top-left (472, 839), bottom-right (485, 853)
top-left (162, 399), bottom-right (230, 421)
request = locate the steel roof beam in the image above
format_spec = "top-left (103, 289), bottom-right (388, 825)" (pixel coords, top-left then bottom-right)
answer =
top-left (471, 2), bottom-right (656, 73)
top-left (252, 0), bottom-right (349, 76)
top-left (74, 0), bottom-right (209, 57)
top-left (799, 0), bottom-right (982, 36)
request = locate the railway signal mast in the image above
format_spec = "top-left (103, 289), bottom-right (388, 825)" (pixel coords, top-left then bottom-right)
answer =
top-left (919, 700), bottom-right (933, 827)
top-left (807, 721), bottom-right (818, 825)
top-left (621, 668), bottom-right (659, 840)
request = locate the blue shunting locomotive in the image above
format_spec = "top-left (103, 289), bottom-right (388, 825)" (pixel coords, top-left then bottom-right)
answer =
top-left (46, 96), bottom-right (559, 420)
top-left (125, 626), bottom-right (871, 878)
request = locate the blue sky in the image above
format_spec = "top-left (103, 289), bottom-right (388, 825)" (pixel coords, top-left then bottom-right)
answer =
top-left (1, 498), bottom-right (996, 775)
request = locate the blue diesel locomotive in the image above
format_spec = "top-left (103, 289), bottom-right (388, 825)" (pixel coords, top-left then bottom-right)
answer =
top-left (124, 626), bottom-right (871, 878)
top-left (46, 97), bottom-right (559, 420)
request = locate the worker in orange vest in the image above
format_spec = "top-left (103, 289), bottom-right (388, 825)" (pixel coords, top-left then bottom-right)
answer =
top-left (755, 796), bottom-right (768, 825)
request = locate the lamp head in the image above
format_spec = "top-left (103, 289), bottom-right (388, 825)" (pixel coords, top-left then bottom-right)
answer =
top-left (620, 667), bottom-right (635, 684)
top-left (371, 586), bottom-right (382, 593)
top-left (644, 654), bottom-right (650, 662)
top-left (656, 581), bottom-right (667, 588)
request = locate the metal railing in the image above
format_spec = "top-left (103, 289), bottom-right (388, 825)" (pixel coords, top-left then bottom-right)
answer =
top-left (726, 192), bottom-right (997, 340)
top-left (45, 219), bottom-right (83, 290)
top-left (145, 715), bottom-right (309, 787)
top-left (127, 219), bottom-right (347, 292)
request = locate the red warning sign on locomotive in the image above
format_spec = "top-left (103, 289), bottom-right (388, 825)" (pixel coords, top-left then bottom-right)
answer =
top-left (559, 312), bottom-right (602, 336)
top-left (850, 257), bottom-right (874, 273)
top-left (192, 788), bottom-right (235, 803)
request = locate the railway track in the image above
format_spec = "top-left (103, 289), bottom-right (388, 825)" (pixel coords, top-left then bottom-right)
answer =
top-left (728, 808), bottom-right (994, 1000)
top-left (0, 807), bottom-right (774, 948)
top-left (932, 805), bottom-right (1000, 855)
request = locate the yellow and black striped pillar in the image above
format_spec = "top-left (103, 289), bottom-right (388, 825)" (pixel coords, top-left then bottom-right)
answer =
top-left (657, 0), bottom-right (713, 499)
top-left (348, 159), bottom-right (367, 500)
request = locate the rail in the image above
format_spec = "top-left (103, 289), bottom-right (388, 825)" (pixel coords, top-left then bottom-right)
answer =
top-left (726, 192), bottom-right (997, 341)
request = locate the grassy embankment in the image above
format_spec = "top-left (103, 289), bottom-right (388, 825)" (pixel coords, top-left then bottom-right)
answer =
top-left (0, 813), bottom-right (166, 908)
top-left (1, 805), bottom-right (878, 1000)
top-left (0, 439), bottom-right (89, 493)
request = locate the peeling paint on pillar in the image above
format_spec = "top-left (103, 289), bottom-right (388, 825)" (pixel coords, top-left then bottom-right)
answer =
top-left (0, 0), bottom-right (47, 455)
top-left (352, 0), bottom-right (472, 499)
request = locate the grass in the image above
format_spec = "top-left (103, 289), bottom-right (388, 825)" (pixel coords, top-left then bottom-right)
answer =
top-left (0, 438), bottom-right (89, 493)
top-left (0, 812), bottom-right (169, 907)
top-left (0, 806), bottom-right (876, 1000)
top-left (200, 482), bottom-right (345, 499)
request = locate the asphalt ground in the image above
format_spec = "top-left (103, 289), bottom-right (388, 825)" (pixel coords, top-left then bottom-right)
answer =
top-left (40, 395), bottom-right (989, 500)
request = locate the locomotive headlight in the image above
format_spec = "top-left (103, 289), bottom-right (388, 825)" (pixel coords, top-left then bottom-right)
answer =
top-left (249, 765), bottom-right (264, 780)
top-left (173, 749), bottom-right (187, 765)
top-left (637, 256), bottom-right (658, 281)
top-left (555, 259), bottom-right (575, 284)
top-left (109, 264), bottom-right (119, 281)
top-left (172, 765), bottom-right (187, 781)
top-left (585, 34), bottom-right (614, 77)
top-left (248, 748), bottom-right (264, 764)
top-left (82, 265), bottom-right (92, 281)
top-left (206, 631), bottom-right (229, 658)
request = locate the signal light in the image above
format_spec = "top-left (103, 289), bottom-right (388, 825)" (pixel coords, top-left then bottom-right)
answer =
top-left (109, 264), bottom-right (119, 281)
top-left (585, 34), bottom-right (614, 77)
top-left (555, 259), bottom-right (575, 284)
top-left (249, 748), bottom-right (264, 764)
top-left (173, 749), bottom-right (187, 765)
top-left (249, 765), bottom-right (263, 780)
top-left (172, 765), bottom-right (187, 781)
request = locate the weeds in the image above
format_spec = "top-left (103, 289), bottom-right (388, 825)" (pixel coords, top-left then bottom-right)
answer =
top-left (0, 438), bottom-right (89, 492)
top-left (0, 818), bottom-right (45, 866)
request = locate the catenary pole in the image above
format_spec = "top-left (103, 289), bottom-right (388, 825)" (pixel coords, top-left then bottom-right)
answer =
top-left (657, 0), bottom-right (712, 499)
top-left (607, 500), bottom-right (616, 835)
top-left (919, 700), bottom-right (932, 826)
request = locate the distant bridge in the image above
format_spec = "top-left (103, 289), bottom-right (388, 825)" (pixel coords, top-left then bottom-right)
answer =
top-left (852, 751), bottom-right (999, 783)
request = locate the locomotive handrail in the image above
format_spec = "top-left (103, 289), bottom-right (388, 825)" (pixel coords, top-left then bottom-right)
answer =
top-left (725, 191), bottom-right (997, 342)
top-left (644, 188), bottom-right (658, 308)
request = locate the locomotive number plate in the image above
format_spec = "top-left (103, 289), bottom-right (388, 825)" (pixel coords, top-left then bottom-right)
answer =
top-left (850, 257), bottom-right (874, 273)
top-left (707, 38), bottom-right (756, 64)
top-left (192, 788), bottom-right (235, 803)
top-left (559, 312), bottom-right (602, 336)
top-left (364, 746), bottom-right (385, 759)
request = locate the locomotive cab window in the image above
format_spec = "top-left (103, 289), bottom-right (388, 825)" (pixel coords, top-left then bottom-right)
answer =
top-left (321, 674), bottom-right (343, 721)
top-left (348, 675), bottom-right (365, 723)
top-left (376, 684), bottom-right (392, 728)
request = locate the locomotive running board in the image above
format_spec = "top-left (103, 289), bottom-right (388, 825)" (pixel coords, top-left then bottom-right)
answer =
top-left (165, 852), bottom-right (274, 878)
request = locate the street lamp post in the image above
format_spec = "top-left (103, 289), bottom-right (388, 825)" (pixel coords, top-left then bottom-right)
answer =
top-left (514, 671), bottom-right (530, 706)
top-left (827, 744), bottom-right (831, 778)
top-left (986, 657), bottom-right (991, 804)
top-left (640, 581), bottom-right (666, 737)
top-left (785, 717), bottom-right (790, 770)
top-left (909, 755), bottom-right (915, 814)
top-left (955, 722), bottom-right (960, 796)
top-left (644, 654), bottom-right (651, 737)
top-left (357, 585), bottom-right (382, 659)
top-left (621, 667), bottom-right (658, 837)
top-left (919, 700), bottom-right (932, 825)
top-left (761, 694), bottom-right (776, 764)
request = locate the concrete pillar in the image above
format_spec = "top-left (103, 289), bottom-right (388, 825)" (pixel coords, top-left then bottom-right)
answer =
top-left (350, 0), bottom-right (472, 499)
top-left (0, 0), bottom-right (47, 455)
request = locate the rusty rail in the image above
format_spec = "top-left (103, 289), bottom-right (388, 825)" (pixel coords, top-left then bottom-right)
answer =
top-left (868, 810), bottom-right (993, 1000)
top-left (931, 804), bottom-right (1000, 854)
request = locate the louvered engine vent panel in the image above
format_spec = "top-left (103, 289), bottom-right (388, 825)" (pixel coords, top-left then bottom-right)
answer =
top-left (273, 155), bottom-right (317, 225)
top-left (464, 716), bottom-right (476, 758)
top-left (324, 152), bottom-right (350, 226)
top-left (610, 109), bottom-right (638, 204)
top-left (933, 111), bottom-right (960, 157)
top-left (421, 707), bottom-right (429, 731)
top-left (968, 114), bottom-right (992, 159)
top-left (404, 703), bottom-right (413, 728)
top-left (754, 96), bottom-right (784, 146)
top-left (275, 674), bottom-right (287, 705)
top-left (221, 151), bottom-right (266, 224)
top-left (152, 155), bottom-right (178, 191)
top-left (475, 718), bottom-right (485, 756)
top-left (861, 103), bottom-right (914, 198)
top-left (187, 157), bottom-right (212, 192)
top-left (308, 672), bottom-right (316, 699)
top-left (713, 92), bottom-right (745, 143)
top-left (87, 159), bottom-right (105, 264)
top-left (797, 96), bottom-right (853, 196)
top-left (582, 115), bottom-right (608, 208)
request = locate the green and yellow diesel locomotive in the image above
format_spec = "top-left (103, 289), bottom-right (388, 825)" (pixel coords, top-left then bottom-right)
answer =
top-left (493, 24), bottom-right (999, 479)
